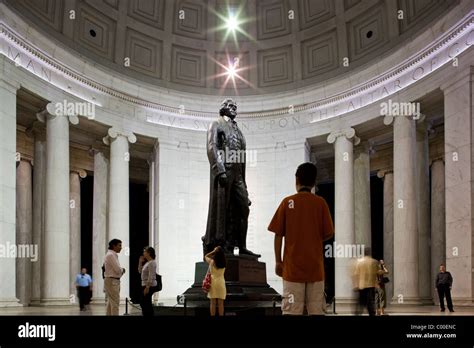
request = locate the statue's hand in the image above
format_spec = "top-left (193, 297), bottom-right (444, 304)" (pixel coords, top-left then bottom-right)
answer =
top-left (218, 173), bottom-right (227, 186)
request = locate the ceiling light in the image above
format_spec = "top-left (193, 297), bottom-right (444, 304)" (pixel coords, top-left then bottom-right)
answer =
top-left (225, 63), bottom-right (237, 78)
top-left (226, 15), bottom-right (239, 32)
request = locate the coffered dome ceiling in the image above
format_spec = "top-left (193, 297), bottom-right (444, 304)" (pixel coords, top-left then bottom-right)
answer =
top-left (5, 0), bottom-right (457, 96)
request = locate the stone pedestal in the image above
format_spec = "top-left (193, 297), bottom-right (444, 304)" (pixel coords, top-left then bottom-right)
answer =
top-left (179, 255), bottom-right (281, 316)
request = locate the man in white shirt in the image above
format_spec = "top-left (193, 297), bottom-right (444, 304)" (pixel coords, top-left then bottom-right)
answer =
top-left (103, 239), bottom-right (125, 316)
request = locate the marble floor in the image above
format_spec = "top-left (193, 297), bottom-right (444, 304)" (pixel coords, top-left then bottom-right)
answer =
top-left (0, 302), bottom-right (473, 316)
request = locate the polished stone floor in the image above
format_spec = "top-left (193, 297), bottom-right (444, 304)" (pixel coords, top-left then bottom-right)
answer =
top-left (0, 302), bottom-right (473, 316)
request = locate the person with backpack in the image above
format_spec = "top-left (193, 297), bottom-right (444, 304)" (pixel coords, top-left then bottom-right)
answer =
top-left (204, 246), bottom-right (227, 316)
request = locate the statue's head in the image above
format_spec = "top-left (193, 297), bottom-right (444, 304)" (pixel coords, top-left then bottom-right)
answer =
top-left (219, 98), bottom-right (237, 120)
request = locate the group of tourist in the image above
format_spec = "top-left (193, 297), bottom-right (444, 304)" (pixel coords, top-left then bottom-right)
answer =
top-left (75, 161), bottom-right (454, 316)
top-left (74, 240), bottom-right (158, 316)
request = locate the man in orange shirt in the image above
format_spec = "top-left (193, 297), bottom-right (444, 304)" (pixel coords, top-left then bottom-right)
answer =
top-left (268, 162), bottom-right (334, 315)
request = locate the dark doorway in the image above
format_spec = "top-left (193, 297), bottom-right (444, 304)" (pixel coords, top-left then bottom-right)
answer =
top-left (370, 175), bottom-right (384, 261)
top-left (81, 177), bottom-right (149, 302)
top-left (129, 182), bottom-right (149, 303)
top-left (80, 175), bottom-right (94, 276)
top-left (317, 182), bottom-right (335, 304)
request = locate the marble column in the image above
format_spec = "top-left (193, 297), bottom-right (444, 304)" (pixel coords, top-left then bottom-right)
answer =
top-left (148, 141), bottom-right (160, 252)
top-left (29, 122), bottom-right (46, 305)
top-left (377, 170), bottom-right (394, 305)
top-left (148, 156), bottom-right (154, 249)
top-left (384, 115), bottom-right (419, 304)
top-left (327, 128), bottom-right (359, 303)
top-left (430, 158), bottom-right (445, 304)
top-left (16, 159), bottom-right (33, 306)
top-left (104, 128), bottom-right (136, 299)
top-left (69, 169), bottom-right (86, 297)
top-left (152, 142), bottom-right (159, 253)
top-left (0, 79), bottom-right (19, 306)
top-left (153, 143), bottom-right (160, 254)
top-left (416, 119), bottom-right (432, 304)
top-left (148, 143), bottom-right (160, 304)
top-left (354, 142), bottom-right (372, 249)
top-left (441, 67), bottom-right (474, 305)
top-left (38, 104), bottom-right (79, 303)
top-left (91, 149), bottom-right (109, 302)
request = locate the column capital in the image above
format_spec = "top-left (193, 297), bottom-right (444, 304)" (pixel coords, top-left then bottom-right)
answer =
top-left (415, 116), bottom-right (431, 138)
top-left (376, 169), bottom-right (393, 179)
top-left (327, 127), bottom-right (360, 145)
top-left (70, 168), bottom-right (87, 179)
top-left (88, 146), bottom-right (105, 157)
top-left (25, 121), bottom-right (46, 141)
top-left (415, 113), bottom-right (426, 125)
top-left (16, 155), bottom-right (34, 166)
top-left (146, 153), bottom-right (155, 166)
top-left (36, 103), bottom-right (80, 125)
top-left (355, 140), bottom-right (376, 155)
top-left (102, 127), bottom-right (137, 145)
top-left (430, 156), bottom-right (445, 166)
top-left (384, 113), bottom-right (422, 126)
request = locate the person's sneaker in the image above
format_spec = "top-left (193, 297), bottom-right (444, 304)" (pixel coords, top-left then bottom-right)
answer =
top-left (449, 309), bottom-right (455, 312)
top-left (440, 308), bottom-right (445, 312)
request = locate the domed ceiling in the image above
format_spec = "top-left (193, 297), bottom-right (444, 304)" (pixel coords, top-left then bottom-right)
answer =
top-left (5, 0), bottom-right (457, 95)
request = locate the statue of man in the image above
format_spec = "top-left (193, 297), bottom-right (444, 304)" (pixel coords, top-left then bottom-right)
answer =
top-left (202, 99), bottom-right (260, 257)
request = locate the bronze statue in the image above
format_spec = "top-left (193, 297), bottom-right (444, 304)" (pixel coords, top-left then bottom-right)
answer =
top-left (202, 99), bottom-right (260, 258)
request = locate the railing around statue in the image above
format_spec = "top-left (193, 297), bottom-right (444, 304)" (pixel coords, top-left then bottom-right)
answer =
top-left (124, 297), bottom-right (143, 315)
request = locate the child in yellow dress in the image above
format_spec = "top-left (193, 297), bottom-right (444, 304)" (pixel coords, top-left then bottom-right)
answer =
top-left (204, 246), bottom-right (227, 316)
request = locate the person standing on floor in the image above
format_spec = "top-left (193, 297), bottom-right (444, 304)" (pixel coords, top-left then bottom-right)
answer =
top-left (138, 246), bottom-right (159, 316)
top-left (268, 162), bottom-right (334, 315)
top-left (75, 267), bottom-right (93, 311)
top-left (375, 260), bottom-right (389, 316)
top-left (205, 246), bottom-right (227, 316)
top-left (103, 239), bottom-right (126, 316)
top-left (435, 264), bottom-right (454, 313)
top-left (352, 247), bottom-right (378, 316)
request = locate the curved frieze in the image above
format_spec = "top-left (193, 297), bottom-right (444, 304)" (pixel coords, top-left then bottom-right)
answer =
top-left (0, 4), bottom-right (472, 132)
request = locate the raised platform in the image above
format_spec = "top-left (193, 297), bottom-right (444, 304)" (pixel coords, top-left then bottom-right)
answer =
top-left (178, 255), bottom-right (282, 316)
